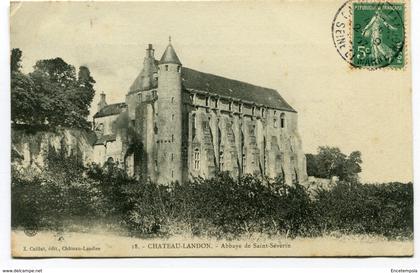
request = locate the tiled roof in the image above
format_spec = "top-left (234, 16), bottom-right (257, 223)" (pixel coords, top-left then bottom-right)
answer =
top-left (94, 134), bottom-right (116, 145)
top-left (181, 68), bottom-right (296, 112)
top-left (93, 103), bottom-right (127, 118)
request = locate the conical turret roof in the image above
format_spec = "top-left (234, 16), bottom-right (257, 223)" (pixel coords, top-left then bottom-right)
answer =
top-left (159, 40), bottom-right (182, 65)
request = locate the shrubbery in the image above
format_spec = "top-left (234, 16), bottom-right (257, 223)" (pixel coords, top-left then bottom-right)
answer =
top-left (11, 154), bottom-right (413, 239)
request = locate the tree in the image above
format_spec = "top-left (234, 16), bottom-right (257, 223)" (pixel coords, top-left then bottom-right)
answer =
top-left (11, 48), bottom-right (22, 73)
top-left (11, 48), bottom-right (41, 125)
top-left (10, 51), bottom-right (97, 130)
top-left (305, 146), bottom-right (362, 182)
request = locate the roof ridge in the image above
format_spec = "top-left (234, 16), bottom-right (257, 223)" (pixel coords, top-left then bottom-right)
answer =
top-left (183, 67), bottom-right (278, 92)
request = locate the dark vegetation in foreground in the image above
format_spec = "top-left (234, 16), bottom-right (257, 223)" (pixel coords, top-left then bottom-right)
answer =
top-left (11, 149), bottom-right (413, 240)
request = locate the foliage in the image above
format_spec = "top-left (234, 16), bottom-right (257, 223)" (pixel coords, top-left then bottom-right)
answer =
top-left (313, 182), bottom-right (413, 237)
top-left (10, 49), bottom-right (96, 130)
top-left (11, 156), bottom-right (412, 239)
top-left (11, 48), bottom-right (22, 73)
top-left (306, 146), bottom-right (362, 181)
top-left (11, 148), bottom-right (105, 230)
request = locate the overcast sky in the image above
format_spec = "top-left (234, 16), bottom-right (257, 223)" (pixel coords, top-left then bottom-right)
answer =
top-left (10, 1), bottom-right (412, 183)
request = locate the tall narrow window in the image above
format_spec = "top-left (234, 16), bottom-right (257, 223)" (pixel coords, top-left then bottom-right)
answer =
top-left (165, 65), bottom-right (168, 71)
top-left (171, 114), bottom-right (175, 120)
top-left (171, 134), bottom-right (174, 142)
top-left (205, 97), bottom-right (209, 107)
top-left (242, 153), bottom-right (246, 174)
top-left (177, 65), bottom-right (181, 73)
top-left (239, 104), bottom-right (242, 113)
top-left (280, 113), bottom-right (286, 128)
top-left (263, 137), bottom-right (267, 175)
top-left (192, 114), bottom-right (197, 139)
top-left (171, 170), bottom-right (174, 178)
top-left (261, 108), bottom-right (265, 118)
top-left (171, 153), bottom-right (174, 161)
top-left (219, 151), bottom-right (224, 171)
top-left (274, 118), bottom-right (278, 128)
top-left (194, 149), bottom-right (200, 170)
top-left (171, 97), bottom-right (174, 103)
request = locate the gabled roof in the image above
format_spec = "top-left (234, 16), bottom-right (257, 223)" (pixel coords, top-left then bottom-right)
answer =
top-left (93, 103), bottom-right (127, 118)
top-left (181, 68), bottom-right (296, 112)
top-left (159, 43), bottom-right (182, 65)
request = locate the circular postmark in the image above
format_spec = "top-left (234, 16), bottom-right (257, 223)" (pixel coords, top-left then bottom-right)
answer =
top-left (24, 224), bottom-right (38, 237)
top-left (332, 0), bottom-right (405, 69)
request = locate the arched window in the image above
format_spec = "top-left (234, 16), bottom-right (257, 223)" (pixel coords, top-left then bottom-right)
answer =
top-left (194, 149), bottom-right (200, 170)
top-left (280, 113), bottom-right (286, 128)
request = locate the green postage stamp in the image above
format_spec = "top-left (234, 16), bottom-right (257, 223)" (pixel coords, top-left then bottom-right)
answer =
top-left (332, 0), bottom-right (406, 69)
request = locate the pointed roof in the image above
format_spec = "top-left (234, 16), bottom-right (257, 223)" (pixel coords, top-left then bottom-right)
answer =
top-left (159, 38), bottom-right (182, 65)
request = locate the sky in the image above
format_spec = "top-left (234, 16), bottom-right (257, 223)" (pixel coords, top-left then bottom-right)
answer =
top-left (10, 1), bottom-right (413, 183)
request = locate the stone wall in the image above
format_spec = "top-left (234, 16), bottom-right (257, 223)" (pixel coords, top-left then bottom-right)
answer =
top-left (184, 90), bottom-right (307, 185)
top-left (12, 128), bottom-right (96, 171)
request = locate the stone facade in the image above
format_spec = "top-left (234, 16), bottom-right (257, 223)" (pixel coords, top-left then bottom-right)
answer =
top-left (92, 41), bottom-right (307, 185)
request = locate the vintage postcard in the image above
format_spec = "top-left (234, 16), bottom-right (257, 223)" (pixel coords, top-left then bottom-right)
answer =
top-left (10, 0), bottom-right (412, 257)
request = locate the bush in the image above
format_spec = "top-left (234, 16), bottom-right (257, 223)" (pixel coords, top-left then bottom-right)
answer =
top-left (11, 159), bottom-right (413, 239)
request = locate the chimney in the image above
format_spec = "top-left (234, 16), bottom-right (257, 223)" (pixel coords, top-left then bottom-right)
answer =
top-left (97, 92), bottom-right (107, 112)
top-left (146, 44), bottom-right (154, 58)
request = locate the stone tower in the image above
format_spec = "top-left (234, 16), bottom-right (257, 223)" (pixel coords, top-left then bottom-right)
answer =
top-left (155, 38), bottom-right (183, 184)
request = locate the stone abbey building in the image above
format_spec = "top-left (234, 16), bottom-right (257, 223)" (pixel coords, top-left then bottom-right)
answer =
top-left (92, 40), bottom-right (307, 185)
